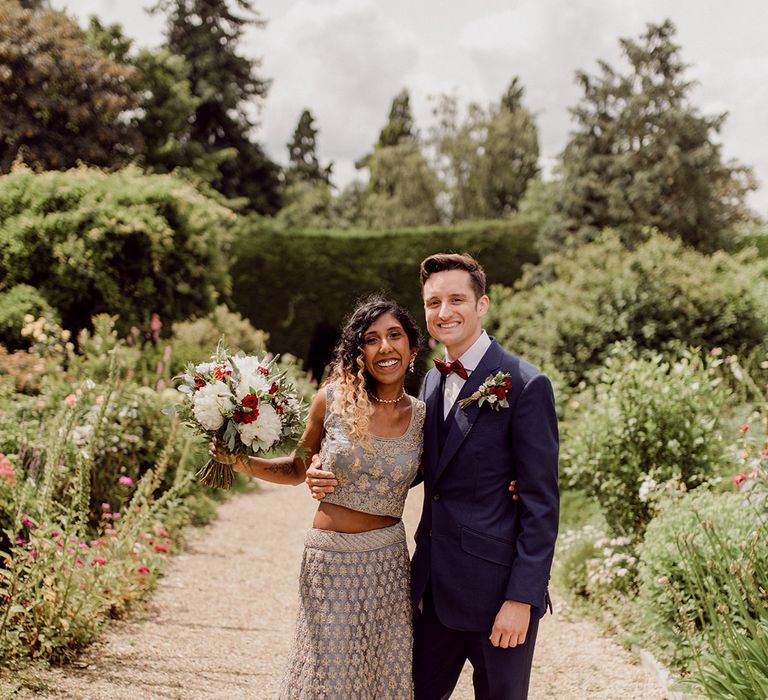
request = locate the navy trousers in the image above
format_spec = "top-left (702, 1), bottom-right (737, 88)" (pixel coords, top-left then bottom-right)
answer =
top-left (413, 585), bottom-right (539, 700)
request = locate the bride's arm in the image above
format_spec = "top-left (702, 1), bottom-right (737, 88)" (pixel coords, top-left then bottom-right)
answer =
top-left (210, 389), bottom-right (326, 486)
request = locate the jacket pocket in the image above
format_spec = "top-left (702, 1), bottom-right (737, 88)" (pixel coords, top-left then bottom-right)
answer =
top-left (460, 526), bottom-right (515, 567)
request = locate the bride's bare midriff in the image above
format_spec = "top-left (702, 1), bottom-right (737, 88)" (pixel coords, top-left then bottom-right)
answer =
top-left (313, 502), bottom-right (399, 533)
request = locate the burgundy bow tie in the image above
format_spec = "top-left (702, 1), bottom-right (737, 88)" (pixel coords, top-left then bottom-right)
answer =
top-left (433, 357), bottom-right (469, 380)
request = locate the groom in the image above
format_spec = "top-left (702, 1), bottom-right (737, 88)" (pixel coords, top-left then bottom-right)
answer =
top-left (310, 253), bottom-right (559, 699)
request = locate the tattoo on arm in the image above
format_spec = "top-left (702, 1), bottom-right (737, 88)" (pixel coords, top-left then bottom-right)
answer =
top-left (263, 461), bottom-right (295, 476)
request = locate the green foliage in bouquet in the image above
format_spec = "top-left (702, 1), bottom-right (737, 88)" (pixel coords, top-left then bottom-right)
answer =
top-left (0, 165), bottom-right (235, 338)
top-left (485, 232), bottom-right (768, 387)
top-left (562, 346), bottom-right (728, 537)
top-left (637, 490), bottom-right (767, 677)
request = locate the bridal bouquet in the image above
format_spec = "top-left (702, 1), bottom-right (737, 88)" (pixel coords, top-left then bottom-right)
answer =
top-left (171, 344), bottom-right (305, 489)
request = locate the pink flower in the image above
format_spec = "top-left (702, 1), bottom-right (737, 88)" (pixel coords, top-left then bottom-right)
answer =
top-left (101, 503), bottom-right (110, 511)
top-left (15, 535), bottom-right (26, 546)
top-left (65, 394), bottom-right (78, 406)
top-left (112, 512), bottom-right (121, 520)
top-left (154, 544), bottom-right (169, 553)
top-left (31, 549), bottom-right (38, 561)
top-left (138, 566), bottom-right (150, 575)
top-left (734, 472), bottom-right (750, 488)
top-left (91, 558), bottom-right (107, 566)
top-left (118, 476), bottom-right (134, 487)
top-left (739, 424), bottom-right (750, 433)
top-left (0, 455), bottom-right (15, 484)
top-left (95, 395), bottom-right (104, 405)
top-left (21, 515), bottom-right (34, 529)
top-left (75, 557), bottom-right (84, 568)
top-left (761, 449), bottom-right (768, 458)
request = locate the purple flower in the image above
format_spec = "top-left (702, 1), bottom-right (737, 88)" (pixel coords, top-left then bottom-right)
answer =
top-left (15, 535), bottom-right (26, 546)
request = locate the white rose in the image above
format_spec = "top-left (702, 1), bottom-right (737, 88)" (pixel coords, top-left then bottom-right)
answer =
top-left (237, 403), bottom-right (282, 451)
top-left (192, 381), bottom-right (235, 431)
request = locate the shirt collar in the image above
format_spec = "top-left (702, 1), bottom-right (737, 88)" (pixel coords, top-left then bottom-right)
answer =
top-left (444, 331), bottom-right (491, 372)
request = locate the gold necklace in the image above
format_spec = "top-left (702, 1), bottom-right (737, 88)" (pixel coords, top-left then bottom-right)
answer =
top-left (370, 389), bottom-right (405, 404)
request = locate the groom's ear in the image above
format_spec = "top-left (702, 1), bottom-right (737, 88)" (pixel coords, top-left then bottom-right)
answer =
top-left (477, 294), bottom-right (490, 316)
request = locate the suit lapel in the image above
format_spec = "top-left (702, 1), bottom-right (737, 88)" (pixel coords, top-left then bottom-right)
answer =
top-left (422, 369), bottom-right (443, 474)
top-left (432, 340), bottom-right (504, 484)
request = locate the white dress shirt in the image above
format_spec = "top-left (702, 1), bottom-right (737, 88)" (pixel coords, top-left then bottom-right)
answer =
top-left (442, 331), bottom-right (492, 419)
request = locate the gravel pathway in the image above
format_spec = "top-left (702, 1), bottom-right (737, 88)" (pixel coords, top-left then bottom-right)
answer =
top-left (31, 483), bottom-right (667, 699)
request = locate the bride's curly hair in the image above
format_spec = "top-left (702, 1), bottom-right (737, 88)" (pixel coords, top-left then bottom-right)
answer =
top-left (328, 296), bottom-right (421, 443)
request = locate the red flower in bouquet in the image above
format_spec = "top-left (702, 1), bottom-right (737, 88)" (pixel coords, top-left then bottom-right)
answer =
top-left (213, 365), bottom-right (232, 381)
top-left (233, 394), bottom-right (260, 424)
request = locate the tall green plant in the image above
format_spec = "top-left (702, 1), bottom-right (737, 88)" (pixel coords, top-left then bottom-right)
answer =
top-left (563, 347), bottom-right (728, 536)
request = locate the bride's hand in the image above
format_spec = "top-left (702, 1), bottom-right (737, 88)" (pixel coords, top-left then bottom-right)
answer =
top-left (208, 439), bottom-right (244, 470)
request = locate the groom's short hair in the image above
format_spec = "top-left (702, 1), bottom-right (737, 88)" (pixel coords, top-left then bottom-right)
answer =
top-left (419, 253), bottom-right (487, 300)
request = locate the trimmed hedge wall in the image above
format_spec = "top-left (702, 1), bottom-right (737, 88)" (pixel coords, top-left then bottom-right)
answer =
top-left (230, 217), bottom-right (540, 378)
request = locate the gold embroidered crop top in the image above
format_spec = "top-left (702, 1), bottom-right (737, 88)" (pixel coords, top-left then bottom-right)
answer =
top-left (318, 387), bottom-right (424, 518)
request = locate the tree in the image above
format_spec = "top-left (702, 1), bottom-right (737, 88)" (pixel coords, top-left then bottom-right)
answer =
top-left (356, 88), bottom-right (415, 171)
top-left (353, 88), bottom-right (441, 228)
top-left (0, 2), bottom-right (141, 173)
top-left (476, 78), bottom-right (540, 216)
top-left (285, 109), bottom-right (332, 186)
top-left (377, 89), bottom-right (415, 148)
top-left (153, 0), bottom-right (281, 213)
top-left (363, 143), bottom-right (442, 228)
top-left (541, 20), bottom-right (755, 255)
top-left (84, 15), bottom-right (228, 183)
top-left (430, 78), bottom-right (539, 222)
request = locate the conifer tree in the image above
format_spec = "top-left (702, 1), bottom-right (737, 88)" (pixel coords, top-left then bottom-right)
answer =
top-left (153, 0), bottom-right (281, 213)
top-left (285, 109), bottom-right (331, 185)
top-left (542, 20), bottom-right (755, 254)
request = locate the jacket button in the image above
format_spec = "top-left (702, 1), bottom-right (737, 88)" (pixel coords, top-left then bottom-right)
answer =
top-left (432, 493), bottom-right (440, 501)
top-left (428, 529), bottom-right (432, 537)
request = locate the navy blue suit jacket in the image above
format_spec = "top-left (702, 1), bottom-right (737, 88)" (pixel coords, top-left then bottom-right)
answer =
top-left (411, 338), bottom-right (559, 632)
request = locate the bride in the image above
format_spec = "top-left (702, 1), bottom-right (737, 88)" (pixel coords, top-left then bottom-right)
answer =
top-left (212, 295), bottom-right (423, 699)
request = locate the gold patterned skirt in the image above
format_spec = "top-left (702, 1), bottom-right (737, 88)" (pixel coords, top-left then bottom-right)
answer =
top-left (279, 521), bottom-right (413, 699)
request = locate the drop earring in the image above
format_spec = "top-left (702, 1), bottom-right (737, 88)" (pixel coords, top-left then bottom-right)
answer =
top-left (408, 355), bottom-right (416, 373)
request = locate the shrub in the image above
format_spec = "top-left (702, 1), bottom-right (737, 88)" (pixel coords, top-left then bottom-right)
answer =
top-left (636, 490), bottom-right (766, 672)
top-left (0, 286), bottom-right (56, 351)
top-left (485, 231), bottom-right (768, 386)
top-left (0, 166), bottom-right (235, 338)
top-left (554, 524), bottom-right (638, 608)
top-left (229, 215), bottom-right (540, 376)
top-left (562, 347), bottom-right (728, 537)
top-left (169, 304), bottom-right (269, 375)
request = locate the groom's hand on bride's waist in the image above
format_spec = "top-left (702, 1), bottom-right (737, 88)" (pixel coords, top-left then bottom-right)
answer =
top-left (306, 454), bottom-right (338, 500)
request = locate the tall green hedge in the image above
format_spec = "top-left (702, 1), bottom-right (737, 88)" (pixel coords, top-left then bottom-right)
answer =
top-left (230, 217), bottom-right (540, 375)
top-left (0, 165), bottom-right (235, 337)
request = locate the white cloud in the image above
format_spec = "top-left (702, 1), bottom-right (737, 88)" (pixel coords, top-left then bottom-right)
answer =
top-left (50, 0), bottom-right (768, 212)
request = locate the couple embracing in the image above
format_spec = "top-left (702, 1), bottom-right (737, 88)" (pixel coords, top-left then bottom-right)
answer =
top-left (212, 252), bottom-right (559, 699)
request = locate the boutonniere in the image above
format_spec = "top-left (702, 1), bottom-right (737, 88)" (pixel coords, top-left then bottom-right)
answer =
top-left (459, 372), bottom-right (513, 410)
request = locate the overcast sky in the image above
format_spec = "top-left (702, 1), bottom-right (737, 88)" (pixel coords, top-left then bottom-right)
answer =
top-left (56, 0), bottom-right (768, 214)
